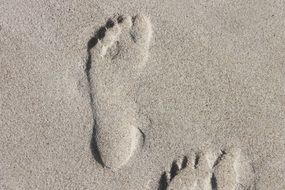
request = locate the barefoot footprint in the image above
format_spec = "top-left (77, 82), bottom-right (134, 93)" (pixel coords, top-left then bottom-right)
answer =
top-left (159, 152), bottom-right (212, 190)
top-left (157, 149), bottom-right (255, 190)
top-left (86, 14), bottom-right (152, 170)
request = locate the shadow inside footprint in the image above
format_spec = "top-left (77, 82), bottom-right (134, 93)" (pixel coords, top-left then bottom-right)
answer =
top-left (158, 150), bottom-right (256, 190)
top-left (87, 16), bottom-right (120, 168)
top-left (90, 121), bottom-right (105, 167)
top-left (158, 172), bottom-right (169, 190)
top-left (86, 25), bottom-right (109, 168)
top-left (210, 173), bottom-right (218, 190)
top-left (86, 14), bottom-right (152, 170)
top-left (158, 156), bottom-right (189, 190)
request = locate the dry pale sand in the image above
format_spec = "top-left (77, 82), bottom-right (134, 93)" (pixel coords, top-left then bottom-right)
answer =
top-left (1, 0), bottom-right (285, 189)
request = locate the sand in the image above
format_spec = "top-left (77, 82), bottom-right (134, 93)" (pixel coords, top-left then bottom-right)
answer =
top-left (1, 0), bottom-right (285, 189)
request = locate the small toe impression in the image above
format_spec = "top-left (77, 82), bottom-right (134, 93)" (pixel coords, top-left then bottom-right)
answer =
top-left (88, 18), bottom-right (119, 58)
top-left (100, 20), bottom-right (121, 56)
top-left (105, 18), bottom-right (115, 29)
top-left (117, 15), bottom-right (133, 29)
top-left (130, 14), bottom-right (152, 44)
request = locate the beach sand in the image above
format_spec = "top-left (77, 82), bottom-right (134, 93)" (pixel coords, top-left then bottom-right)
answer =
top-left (1, 0), bottom-right (285, 189)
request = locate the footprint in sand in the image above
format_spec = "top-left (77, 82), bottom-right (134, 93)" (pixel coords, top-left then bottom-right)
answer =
top-left (157, 149), bottom-right (256, 190)
top-left (85, 14), bottom-right (152, 170)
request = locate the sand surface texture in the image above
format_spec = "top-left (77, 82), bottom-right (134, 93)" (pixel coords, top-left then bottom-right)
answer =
top-left (1, 0), bottom-right (285, 189)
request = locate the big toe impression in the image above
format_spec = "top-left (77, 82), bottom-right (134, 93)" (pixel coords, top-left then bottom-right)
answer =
top-left (131, 14), bottom-right (152, 45)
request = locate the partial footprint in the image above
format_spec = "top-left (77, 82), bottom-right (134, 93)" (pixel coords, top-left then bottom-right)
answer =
top-left (158, 152), bottom-right (212, 190)
top-left (86, 14), bottom-right (152, 170)
top-left (157, 149), bottom-right (255, 190)
top-left (210, 149), bottom-right (256, 190)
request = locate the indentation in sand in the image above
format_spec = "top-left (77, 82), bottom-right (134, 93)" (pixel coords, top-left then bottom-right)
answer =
top-left (157, 149), bottom-right (255, 190)
top-left (85, 14), bottom-right (152, 170)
